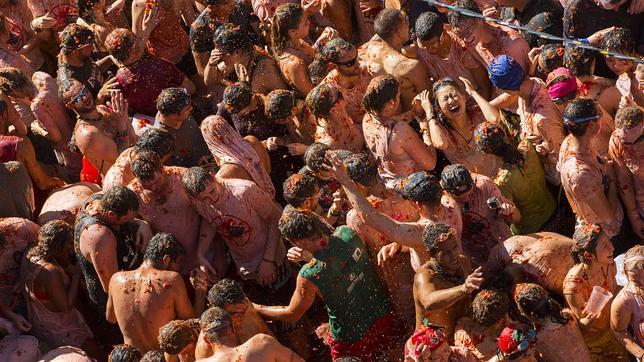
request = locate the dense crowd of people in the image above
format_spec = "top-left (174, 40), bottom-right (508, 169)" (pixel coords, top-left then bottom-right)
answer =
top-left (0, 0), bottom-right (642, 361)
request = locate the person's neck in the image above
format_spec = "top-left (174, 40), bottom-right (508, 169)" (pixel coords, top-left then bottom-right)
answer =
top-left (628, 276), bottom-right (643, 289)
top-left (451, 113), bottom-right (470, 130)
top-left (157, 114), bottom-right (182, 129)
top-left (383, 36), bottom-right (404, 53)
top-left (368, 182), bottom-right (387, 198)
top-left (286, 38), bottom-right (306, 51)
top-left (518, 78), bottom-right (534, 100)
top-left (78, 108), bottom-right (101, 121)
top-left (214, 335), bottom-right (240, 350)
top-left (336, 70), bottom-right (360, 87)
top-left (435, 33), bottom-right (452, 58)
top-left (483, 318), bottom-right (505, 336)
top-left (569, 133), bottom-right (593, 155)
top-left (61, 53), bottom-right (85, 67)
top-left (418, 203), bottom-right (443, 222)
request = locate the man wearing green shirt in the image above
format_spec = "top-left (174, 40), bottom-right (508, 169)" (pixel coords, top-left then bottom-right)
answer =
top-left (255, 208), bottom-right (405, 360)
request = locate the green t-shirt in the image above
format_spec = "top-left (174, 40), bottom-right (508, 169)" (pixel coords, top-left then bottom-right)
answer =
top-left (299, 226), bottom-right (390, 343)
top-left (494, 141), bottom-right (556, 234)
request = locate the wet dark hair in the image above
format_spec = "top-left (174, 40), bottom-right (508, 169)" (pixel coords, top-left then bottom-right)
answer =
top-left (140, 350), bottom-right (165, 362)
top-left (283, 172), bottom-right (319, 207)
top-left (205, 0), bottom-right (228, 5)
top-left (396, 171), bottom-right (443, 205)
top-left (562, 98), bottom-right (597, 136)
top-left (448, 0), bottom-right (480, 28)
top-left (415, 11), bottom-right (444, 41)
top-left (223, 82), bottom-right (253, 114)
top-left (200, 307), bottom-right (233, 342)
top-left (363, 75), bottom-right (399, 115)
top-left (614, 106), bottom-right (643, 129)
top-left (105, 28), bottom-right (135, 62)
top-left (374, 9), bottom-right (404, 41)
top-left (563, 44), bottom-right (596, 77)
top-left (0, 67), bottom-right (30, 95)
top-left (279, 208), bottom-right (325, 242)
top-left (306, 83), bottom-right (338, 118)
top-left (26, 220), bottom-right (73, 261)
top-left (214, 26), bottom-right (253, 55)
top-left (304, 143), bottom-right (330, 173)
top-left (571, 223), bottom-right (602, 264)
top-left (539, 44), bottom-right (565, 74)
top-left (474, 122), bottom-right (525, 165)
top-left (134, 128), bottom-right (176, 158)
top-left (440, 164), bottom-right (473, 195)
top-left (100, 186), bottom-right (139, 216)
top-left (157, 88), bottom-right (191, 116)
top-left (514, 283), bottom-right (569, 326)
top-left (422, 222), bottom-right (453, 254)
top-left (143, 232), bottom-right (186, 267)
top-left (308, 56), bottom-right (330, 84)
top-left (265, 90), bottom-right (295, 120)
top-left (601, 27), bottom-right (635, 55)
top-left (182, 167), bottom-right (213, 197)
top-left (208, 278), bottom-right (246, 307)
top-left (471, 289), bottom-right (510, 326)
top-left (321, 38), bottom-right (355, 64)
top-left (523, 12), bottom-right (563, 48)
top-left (109, 344), bottom-right (142, 362)
top-left (131, 150), bottom-right (162, 182)
top-left (271, 3), bottom-right (304, 55)
top-left (158, 319), bottom-right (200, 354)
top-left (345, 153), bottom-right (378, 187)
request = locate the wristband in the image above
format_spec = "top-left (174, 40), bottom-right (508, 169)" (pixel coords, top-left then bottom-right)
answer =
top-left (579, 38), bottom-right (590, 44)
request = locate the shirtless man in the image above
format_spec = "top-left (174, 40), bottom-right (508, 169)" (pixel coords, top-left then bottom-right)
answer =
top-left (107, 232), bottom-right (205, 353)
top-left (485, 232), bottom-right (575, 295)
top-left (182, 167), bottom-right (284, 286)
top-left (127, 152), bottom-right (202, 276)
top-left (103, 128), bottom-right (175, 190)
top-left (62, 80), bottom-right (137, 177)
top-left (203, 26), bottom-right (287, 95)
top-left (342, 153), bottom-right (419, 327)
top-left (38, 182), bottom-right (101, 225)
top-left (412, 223), bottom-right (484, 337)
top-left (325, 152), bottom-right (461, 271)
top-left (359, 9), bottom-right (431, 111)
top-left (198, 307), bottom-right (304, 362)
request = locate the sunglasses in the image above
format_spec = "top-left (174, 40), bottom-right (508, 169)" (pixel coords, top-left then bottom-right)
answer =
top-left (333, 56), bottom-right (358, 67)
top-left (70, 86), bottom-right (91, 104)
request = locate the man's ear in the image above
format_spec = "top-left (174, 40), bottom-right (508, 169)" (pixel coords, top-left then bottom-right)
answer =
top-left (162, 254), bottom-right (172, 267)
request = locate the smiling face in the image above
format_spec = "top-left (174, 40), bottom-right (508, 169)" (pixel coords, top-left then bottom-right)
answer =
top-left (592, 233), bottom-right (614, 265)
top-left (333, 47), bottom-right (360, 77)
top-left (435, 234), bottom-right (462, 274)
top-left (435, 84), bottom-right (466, 120)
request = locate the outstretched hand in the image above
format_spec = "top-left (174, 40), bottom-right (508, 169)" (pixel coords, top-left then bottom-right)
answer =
top-left (377, 242), bottom-right (402, 266)
top-left (323, 152), bottom-right (351, 184)
top-left (458, 76), bottom-right (475, 95)
top-left (463, 266), bottom-right (484, 294)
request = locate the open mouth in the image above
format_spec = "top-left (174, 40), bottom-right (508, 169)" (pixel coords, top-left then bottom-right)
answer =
top-left (448, 105), bottom-right (461, 113)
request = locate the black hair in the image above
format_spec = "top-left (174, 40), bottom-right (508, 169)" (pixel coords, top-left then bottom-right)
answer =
top-left (131, 150), bottom-right (162, 182)
top-left (539, 44), bottom-right (565, 74)
top-left (134, 128), bottom-right (176, 158)
top-left (205, 0), bottom-right (228, 5)
top-left (140, 350), bottom-right (165, 362)
top-left (448, 0), bottom-right (480, 28)
top-left (474, 122), bottom-right (525, 166)
top-left (471, 289), bottom-right (510, 326)
top-left (207, 278), bottom-right (246, 307)
top-left (304, 143), bottom-right (330, 173)
top-left (440, 164), bottom-right (473, 195)
top-left (0, 67), bottom-right (31, 95)
top-left (158, 319), bottom-right (200, 354)
top-left (363, 75), bottom-right (399, 115)
top-left (265, 90), bottom-right (295, 120)
top-left (100, 186), bottom-right (139, 216)
top-left (278, 208), bottom-right (325, 242)
top-left (397, 171), bottom-right (443, 205)
top-left (306, 83), bottom-right (337, 118)
top-left (321, 38), bottom-right (355, 64)
top-left (308, 55), bottom-right (331, 84)
top-left (109, 344), bottom-right (142, 362)
top-left (345, 153), bottom-right (378, 187)
top-left (105, 28), bottom-right (135, 62)
top-left (143, 232), bottom-right (186, 267)
top-left (222, 82), bottom-right (253, 114)
top-left (601, 27), bottom-right (635, 55)
top-left (283, 172), bottom-right (319, 207)
top-left (214, 26), bottom-right (253, 54)
top-left (26, 220), bottom-right (73, 261)
top-left (374, 9), bottom-right (404, 41)
top-left (271, 3), bottom-right (304, 55)
top-left (157, 88), bottom-right (191, 116)
top-left (514, 283), bottom-right (569, 326)
top-left (415, 11), bottom-right (444, 41)
top-left (562, 98), bottom-right (597, 136)
top-left (563, 44), bottom-right (596, 77)
top-left (182, 167), bottom-right (213, 197)
top-left (523, 12), bottom-right (563, 48)
top-left (422, 222), bottom-right (453, 254)
top-left (614, 106), bottom-right (643, 129)
top-left (200, 307), bottom-right (233, 342)
top-left (571, 223), bottom-right (602, 264)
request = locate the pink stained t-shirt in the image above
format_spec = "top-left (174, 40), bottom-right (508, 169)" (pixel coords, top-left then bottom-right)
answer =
top-left (0, 217), bottom-right (39, 306)
top-left (127, 166), bottom-right (201, 275)
top-left (558, 136), bottom-right (624, 238)
top-left (0, 335), bottom-right (40, 362)
top-left (609, 129), bottom-right (643, 213)
top-left (517, 78), bottom-right (566, 185)
top-left (192, 178), bottom-right (285, 279)
top-left (31, 71), bottom-right (82, 173)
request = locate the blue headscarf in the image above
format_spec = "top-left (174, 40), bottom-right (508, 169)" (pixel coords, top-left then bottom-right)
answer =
top-left (487, 55), bottom-right (525, 91)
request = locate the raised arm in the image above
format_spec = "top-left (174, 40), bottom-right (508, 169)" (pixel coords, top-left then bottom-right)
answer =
top-left (254, 274), bottom-right (317, 323)
top-left (415, 266), bottom-right (483, 310)
top-left (460, 77), bottom-right (499, 123)
top-left (82, 225), bottom-right (119, 292)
